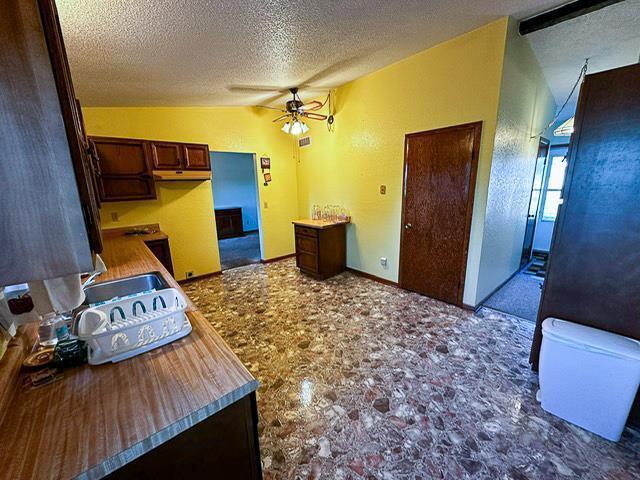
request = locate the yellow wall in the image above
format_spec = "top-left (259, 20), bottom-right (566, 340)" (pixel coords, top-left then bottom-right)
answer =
top-left (82, 107), bottom-right (297, 280)
top-left (297, 19), bottom-right (509, 305)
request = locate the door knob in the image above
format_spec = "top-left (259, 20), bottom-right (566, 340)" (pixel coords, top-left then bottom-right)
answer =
top-left (405, 223), bottom-right (412, 229)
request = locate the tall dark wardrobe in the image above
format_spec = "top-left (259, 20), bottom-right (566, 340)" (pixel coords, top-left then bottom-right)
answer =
top-left (530, 63), bottom-right (640, 423)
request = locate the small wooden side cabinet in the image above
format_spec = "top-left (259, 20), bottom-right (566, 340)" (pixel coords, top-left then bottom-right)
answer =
top-left (293, 220), bottom-right (347, 279)
top-left (216, 208), bottom-right (244, 239)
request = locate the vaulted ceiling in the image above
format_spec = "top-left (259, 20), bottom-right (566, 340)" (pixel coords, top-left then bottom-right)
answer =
top-left (57, 0), bottom-right (568, 107)
top-left (527, 0), bottom-right (640, 126)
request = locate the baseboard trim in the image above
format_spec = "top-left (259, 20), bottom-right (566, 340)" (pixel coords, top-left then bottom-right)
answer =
top-left (345, 267), bottom-right (399, 287)
top-left (178, 271), bottom-right (222, 284)
top-left (261, 253), bottom-right (295, 264)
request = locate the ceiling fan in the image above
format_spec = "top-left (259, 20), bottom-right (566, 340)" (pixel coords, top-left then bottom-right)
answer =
top-left (257, 87), bottom-right (328, 135)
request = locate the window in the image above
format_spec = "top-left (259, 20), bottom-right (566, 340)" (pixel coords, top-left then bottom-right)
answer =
top-left (541, 153), bottom-right (567, 221)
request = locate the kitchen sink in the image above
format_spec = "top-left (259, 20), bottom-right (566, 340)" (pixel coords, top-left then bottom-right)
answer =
top-left (83, 272), bottom-right (169, 305)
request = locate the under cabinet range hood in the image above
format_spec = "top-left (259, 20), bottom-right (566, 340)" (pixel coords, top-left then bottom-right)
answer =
top-left (153, 170), bottom-right (211, 181)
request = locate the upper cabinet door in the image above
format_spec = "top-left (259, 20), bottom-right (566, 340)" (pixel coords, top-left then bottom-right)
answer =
top-left (183, 144), bottom-right (211, 170)
top-left (90, 137), bottom-right (156, 202)
top-left (151, 142), bottom-right (183, 170)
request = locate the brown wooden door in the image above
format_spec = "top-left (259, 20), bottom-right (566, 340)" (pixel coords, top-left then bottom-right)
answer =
top-left (90, 137), bottom-right (156, 201)
top-left (151, 142), bottom-right (183, 170)
top-left (399, 122), bottom-right (481, 306)
top-left (183, 144), bottom-right (211, 170)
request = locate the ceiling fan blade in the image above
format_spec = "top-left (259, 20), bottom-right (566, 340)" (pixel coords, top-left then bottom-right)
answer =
top-left (300, 51), bottom-right (372, 87)
top-left (302, 112), bottom-right (328, 121)
top-left (272, 114), bottom-right (290, 123)
top-left (227, 85), bottom-right (288, 93)
top-left (256, 105), bottom-right (286, 111)
top-left (300, 100), bottom-right (323, 112)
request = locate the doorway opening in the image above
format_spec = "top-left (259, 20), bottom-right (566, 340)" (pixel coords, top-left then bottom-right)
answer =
top-left (483, 140), bottom-right (569, 321)
top-left (211, 151), bottom-right (263, 271)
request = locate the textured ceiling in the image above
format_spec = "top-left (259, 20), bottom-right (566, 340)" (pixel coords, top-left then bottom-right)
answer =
top-left (57, 0), bottom-right (568, 106)
top-left (527, 0), bottom-right (640, 125)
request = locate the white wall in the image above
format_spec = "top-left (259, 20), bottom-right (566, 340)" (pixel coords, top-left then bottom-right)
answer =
top-left (211, 151), bottom-right (259, 232)
top-left (474, 18), bottom-right (556, 305)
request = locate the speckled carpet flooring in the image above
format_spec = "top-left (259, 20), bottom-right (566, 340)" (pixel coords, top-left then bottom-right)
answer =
top-left (483, 273), bottom-right (544, 322)
top-left (218, 231), bottom-right (261, 270)
top-left (183, 259), bottom-right (640, 480)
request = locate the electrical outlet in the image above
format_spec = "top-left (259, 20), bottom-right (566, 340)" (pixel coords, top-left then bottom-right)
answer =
top-left (380, 257), bottom-right (388, 268)
top-left (186, 271), bottom-right (194, 278)
top-left (380, 185), bottom-right (387, 195)
top-left (111, 211), bottom-right (119, 222)
top-left (264, 201), bottom-right (268, 208)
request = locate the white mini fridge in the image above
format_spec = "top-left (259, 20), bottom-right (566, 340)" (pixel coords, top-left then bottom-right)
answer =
top-left (539, 317), bottom-right (640, 441)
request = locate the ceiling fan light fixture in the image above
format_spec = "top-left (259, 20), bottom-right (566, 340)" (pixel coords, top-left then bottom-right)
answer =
top-left (281, 122), bottom-right (292, 134)
top-left (289, 120), bottom-right (308, 136)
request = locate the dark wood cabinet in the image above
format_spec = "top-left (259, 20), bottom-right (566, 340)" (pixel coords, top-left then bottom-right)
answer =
top-left (151, 142), bottom-right (183, 170)
top-left (90, 137), bottom-right (210, 201)
top-left (90, 137), bottom-right (156, 202)
top-left (215, 208), bottom-right (244, 239)
top-left (183, 143), bottom-right (211, 170)
top-left (529, 64), bottom-right (640, 423)
top-left (144, 238), bottom-right (174, 276)
top-left (293, 222), bottom-right (346, 279)
top-left (105, 393), bottom-right (262, 480)
top-left (151, 141), bottom-right (210, 171)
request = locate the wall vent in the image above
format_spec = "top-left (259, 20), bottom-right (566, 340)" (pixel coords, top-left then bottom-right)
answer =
top-left (299, 136), bottom-right (311, 148)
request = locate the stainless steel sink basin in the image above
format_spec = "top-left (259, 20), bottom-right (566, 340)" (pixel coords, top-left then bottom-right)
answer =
top-left (83, 272), bottom-right (169, 305)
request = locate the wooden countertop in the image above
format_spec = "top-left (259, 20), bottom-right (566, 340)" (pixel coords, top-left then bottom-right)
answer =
top-left (292, 218), bottom-right (350, 229)
top-left (0, 226), bottom-right (258, 480)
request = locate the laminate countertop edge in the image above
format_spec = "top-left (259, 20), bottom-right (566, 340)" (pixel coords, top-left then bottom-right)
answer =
top-left (76, 379), bottom-right (260, 480)
top-left (0, 227), bottom-right (259, 480)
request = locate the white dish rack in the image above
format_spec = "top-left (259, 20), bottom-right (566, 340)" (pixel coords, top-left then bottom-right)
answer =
top-left (78, 288), bottom-right (191, 365)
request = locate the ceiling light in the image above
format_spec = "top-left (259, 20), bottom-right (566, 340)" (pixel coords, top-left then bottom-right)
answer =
top-left (554, 117), bottom-right (574, 136)
top-left (281, 122), bottom-right (291, 134)
top-left (287, 120), bottom-right (308, 136)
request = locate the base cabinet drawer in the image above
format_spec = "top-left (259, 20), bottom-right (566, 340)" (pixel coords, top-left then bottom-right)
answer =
top-left (296, 251), bottom-right (319, 273)
top-left (295, 226), bottom-right (318, 238)
top-left (296, 235), bottom-right (318, 254)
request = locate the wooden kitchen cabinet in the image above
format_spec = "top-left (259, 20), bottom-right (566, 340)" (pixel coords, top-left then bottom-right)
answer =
top-left (89, 137), bottom-right (157, 202)
top-left (293, 221), bottom-right (347, 280)
top-left (151, 141), bottom-right (183, 170)
top-left (151, 141), bottom-right (211, 171)
top-left (183, 143), bottom-right (211, 170)
top-left (105, 393), bottom-right (262, 480)
top-left (144, 238), bottom-right (174, 276)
